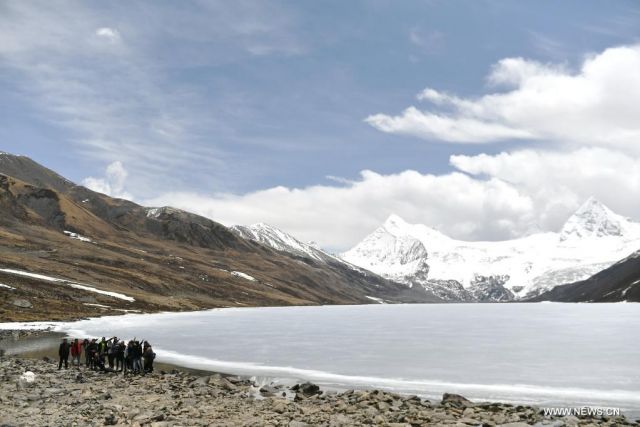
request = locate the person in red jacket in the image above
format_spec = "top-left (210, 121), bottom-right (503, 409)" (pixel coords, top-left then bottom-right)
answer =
top-left (70, 338), bottom-right (82, 367)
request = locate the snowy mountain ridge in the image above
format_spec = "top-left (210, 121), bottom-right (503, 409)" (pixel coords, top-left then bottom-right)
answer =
top-left (231, 222), bottom-right (332, 262)
top-left (230, 223), bottom-right (366, 272)
top-left (341, 198), bottom-right (640, 301)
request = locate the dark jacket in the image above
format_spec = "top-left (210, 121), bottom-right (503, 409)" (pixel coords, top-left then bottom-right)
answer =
top-left (143, 347), bottom-right (155, 360)
top-left (59, 341), bottom-right (70, 357)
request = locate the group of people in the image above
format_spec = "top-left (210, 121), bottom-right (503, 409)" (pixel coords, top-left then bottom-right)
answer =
top-left (58, 336), bottom-right (156, 375)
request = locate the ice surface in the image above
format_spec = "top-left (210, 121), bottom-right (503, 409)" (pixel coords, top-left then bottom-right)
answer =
top-left (7, 303), bottom-right (638, 415)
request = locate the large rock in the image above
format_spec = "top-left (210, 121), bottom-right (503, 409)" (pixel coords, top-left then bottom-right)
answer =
top-left (292, 382), bottom-right (321, 397)
top-left (11, 299), bottom-right (32, 308)
top-left (441, 392), bottom-right (472, 408)
top-left (259, 385), bottom-right (279, 396)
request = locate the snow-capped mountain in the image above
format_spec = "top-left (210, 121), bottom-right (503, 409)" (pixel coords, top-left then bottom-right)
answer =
top-left (230, 222), bottom-right (443, 303)
top-left (560, 196), bottom-right (632, 239)
top-left (341, 199), bottom-right (640, 301)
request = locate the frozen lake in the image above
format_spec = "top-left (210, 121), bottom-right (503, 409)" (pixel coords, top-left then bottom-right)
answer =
top-left (4, 303), bottom-right (640, 414)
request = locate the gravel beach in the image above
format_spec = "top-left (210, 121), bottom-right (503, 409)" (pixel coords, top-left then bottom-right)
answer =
top-left (1, 330), bottom-right (638, 426)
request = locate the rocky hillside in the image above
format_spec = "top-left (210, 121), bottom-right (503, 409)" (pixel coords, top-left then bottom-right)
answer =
top-left (0, 153), bottom-right (437, 321)
top-left (532, 249), bottom-right (640, 302)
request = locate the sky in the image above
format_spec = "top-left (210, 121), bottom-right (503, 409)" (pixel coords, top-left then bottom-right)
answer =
top-left (1, 0), bottom-right (640, 251)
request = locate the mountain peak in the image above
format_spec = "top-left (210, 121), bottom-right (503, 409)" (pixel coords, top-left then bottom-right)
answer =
top-left (576, 196), bottom-right (606, 213)
top-left (560, 197), bottom-right (628, 239)
top-left (383, 214), bottom-right (410, 230)
top-left (0, 151), bottom-right (75, 193)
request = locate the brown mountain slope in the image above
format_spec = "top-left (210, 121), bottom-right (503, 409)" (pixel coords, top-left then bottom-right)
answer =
top-left (0, 153), bottom-right (438, 321)
top-left (530, 249), bottom-right (640, 302)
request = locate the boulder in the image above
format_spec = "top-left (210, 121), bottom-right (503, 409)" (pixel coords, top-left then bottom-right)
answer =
top-left (11, 299), bottom-right (32, 309)
top-left (292, 382), bottom-right (321, 397)
top-left (104, 414), bottom-right (118, 426)
top-left (259, 385), bottom-right (279, 396)
top-left (441, 392), bottom-right (472, 408)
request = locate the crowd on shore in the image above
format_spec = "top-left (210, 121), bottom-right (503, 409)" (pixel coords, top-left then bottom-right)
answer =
top-left (58, 337), bottom-right (155, 375)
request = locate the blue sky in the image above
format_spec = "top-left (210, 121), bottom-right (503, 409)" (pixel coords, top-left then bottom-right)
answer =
top-left (2, 1), bottom-right (640, 249)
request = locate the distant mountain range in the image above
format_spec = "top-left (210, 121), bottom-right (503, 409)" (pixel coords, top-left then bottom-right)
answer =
top-left (340, 199), bottom-right (640, 302)
top-left (0, 152), bottom-right (436, 321)
top-left (230, 205), bottom-right (640, 304)
top-left (1, 151), bottom-right (636, 316)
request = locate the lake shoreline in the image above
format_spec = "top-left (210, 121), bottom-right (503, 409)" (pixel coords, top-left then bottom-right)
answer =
top-left (2, 354), bottom-right (636, 426)
top-left (1, 329), bottom-right (638, 426)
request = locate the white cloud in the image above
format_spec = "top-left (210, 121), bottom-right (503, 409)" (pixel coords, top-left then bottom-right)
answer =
top-left (143, 170), bottom-right (533, 251)
top-left (450, 147), bottom-right (640, 231)
top-left (83, 161), bottom-right (132, 200)
top-left (367, 44), bottom-right (640, 150)
top-left (142, 144), bottom-right (640, 251)
top-left (366, 107), bottom-right (534, 143)
top-left (95, 27), bottom-right (121, 43)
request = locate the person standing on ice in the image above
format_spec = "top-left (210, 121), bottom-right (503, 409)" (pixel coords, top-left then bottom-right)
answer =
top-left (58, 338), bottom-right (70, 370)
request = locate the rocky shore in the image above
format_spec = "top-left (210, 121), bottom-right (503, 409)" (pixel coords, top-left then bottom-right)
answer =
top-left (0, 353), bottom-right (637, 427)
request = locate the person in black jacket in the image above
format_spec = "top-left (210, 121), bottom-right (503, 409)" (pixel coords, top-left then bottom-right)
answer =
top-left (58, 338), bottom-right (70, 370)
top-left (82, 338), bottom-right (90, 367)
top-left (87, 339), bottom-right (98, 370)
top-left (115, 340), bottom-right (125, 372)
top-left (143, 345), bottom-right (155, 373)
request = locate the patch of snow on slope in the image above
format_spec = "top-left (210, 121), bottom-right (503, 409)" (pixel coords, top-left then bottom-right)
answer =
top-left (0, 268), bottom-right (135, 302)
top-left (83, 303), bottom-right (111, 309)
top-left (0, 283), bottom-right (15, 290)
top-left (231, 271), bottom-right (256, 281)
top-left (622, 280), bottom-right (640, 297)
top-left (64, 230), bottom-right (94, 243)
top-left (365, 296), bottom-right (386, 304)
top-left (145, 207), bottom-right (162, 218)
